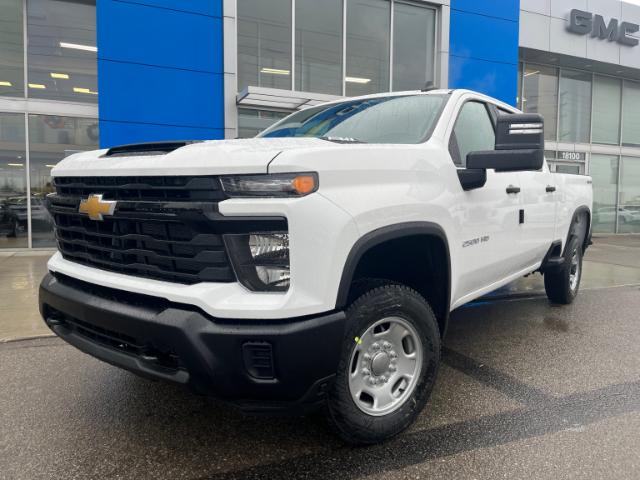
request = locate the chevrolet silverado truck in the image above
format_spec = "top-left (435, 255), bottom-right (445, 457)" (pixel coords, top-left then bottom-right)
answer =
top-left (39, 89), bottom-right (592, 444)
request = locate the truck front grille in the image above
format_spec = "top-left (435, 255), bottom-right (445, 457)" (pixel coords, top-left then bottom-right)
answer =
top-left (47, 176), bottom-right (237, 284)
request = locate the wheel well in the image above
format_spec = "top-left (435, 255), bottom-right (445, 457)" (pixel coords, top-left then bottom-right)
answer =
top-left (568, 207), bottom-right (591, 253)
top-left (344, 234), bottom-right (450, 337)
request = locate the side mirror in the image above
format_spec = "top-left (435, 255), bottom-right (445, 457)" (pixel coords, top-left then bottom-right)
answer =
top-left (466, 113), bottom-right (544, 172)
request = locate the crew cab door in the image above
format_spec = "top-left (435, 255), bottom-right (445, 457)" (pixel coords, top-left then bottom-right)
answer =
top-left (448, 101), bottom-right (524, 300)
top-left (493, 107), bottom-right (557, 266)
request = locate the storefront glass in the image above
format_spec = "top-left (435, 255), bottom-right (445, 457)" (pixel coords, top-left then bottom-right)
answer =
top-left (0, 112), bottom-right (27, 248)
top-left (618, 156), bottom-right (640, 234)
top-left (0, 0), bottom-right (23, 98)
top-left (26, 0), bottom-right (97, 102)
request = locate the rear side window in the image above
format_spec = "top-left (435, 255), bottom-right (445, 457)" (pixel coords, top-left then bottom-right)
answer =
top-left (449, 101), bottom-right (495, 167)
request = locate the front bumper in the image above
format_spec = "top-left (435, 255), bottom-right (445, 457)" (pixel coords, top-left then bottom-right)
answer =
top-left (39, 273), bottom-right (346, 412)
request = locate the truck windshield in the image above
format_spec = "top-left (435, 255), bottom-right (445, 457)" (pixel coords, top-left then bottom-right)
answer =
top-left (259, 94), bottom-right (448, 144)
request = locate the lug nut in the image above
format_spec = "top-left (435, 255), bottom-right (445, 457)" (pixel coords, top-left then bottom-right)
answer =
top-left (363, 353), bottom-right (371, 361)
top-left (389, 365), bottom-right (397, 372)
top-left (389, 351), bottom-right (398, 359)
top-left (372, 343), bottom-right (380, 351)
top-left (383, 341), bottom-right (392, 350)
top-left (362, 368), bottom-right (370, 376)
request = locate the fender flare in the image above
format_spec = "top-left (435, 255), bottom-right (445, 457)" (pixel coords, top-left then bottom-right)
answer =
top-left (335, 222), bottom-right (451, 319)
top-left (565, 205), bottom-right (591, 254)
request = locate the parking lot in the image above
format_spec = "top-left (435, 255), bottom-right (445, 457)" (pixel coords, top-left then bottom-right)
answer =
top-left (1, 236), bottom-right (639, 479)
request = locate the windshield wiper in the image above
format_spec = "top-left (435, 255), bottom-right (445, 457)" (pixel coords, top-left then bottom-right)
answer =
top-left (318, 135), bottom-right (367, 144)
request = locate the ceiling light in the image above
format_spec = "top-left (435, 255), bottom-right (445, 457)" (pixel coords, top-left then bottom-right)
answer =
top-left (60, 42), bottom-right (97, 52)
top-left (260, 68), bottom-right (290, 75)
top-left (524, 70), bottom-right (540, 77)
top-left (50, 72), bottom-right (69, 79)
top-left (7, 163), bottom-right (24, 167)
top-left (345, 76), bottom-right (371, 84)
top-left (0, 81), bottom-right (12, 87)
top-left (73, 87), bottom-right (98, 94)
top-left (45, 164), bottom-right (57, 168)
top-left (28, 83), bottom-right (46, 89)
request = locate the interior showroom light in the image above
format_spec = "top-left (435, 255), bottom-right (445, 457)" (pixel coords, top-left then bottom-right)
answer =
top-left (260, 68), bottom-right (291, 75)
top-left (59, 42), bottom-right (97, 52)
top-left (345, 76), bottom-right (371, 84)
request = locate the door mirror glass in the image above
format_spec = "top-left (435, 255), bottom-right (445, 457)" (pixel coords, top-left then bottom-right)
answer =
top-left (466, 113), bottom-right (544, 172)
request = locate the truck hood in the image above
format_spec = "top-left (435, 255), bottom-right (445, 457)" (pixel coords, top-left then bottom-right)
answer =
top-left (51, 137), bottom-right (338, 177)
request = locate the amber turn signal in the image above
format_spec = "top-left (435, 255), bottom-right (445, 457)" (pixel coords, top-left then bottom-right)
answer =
top-left (292, 175), bottom-right (316, 195)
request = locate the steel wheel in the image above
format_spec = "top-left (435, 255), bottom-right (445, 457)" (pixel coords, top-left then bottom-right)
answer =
top-left (569, 246), bottom-right (580, 291)
top-left (348, 316), bottom-right (423, 416)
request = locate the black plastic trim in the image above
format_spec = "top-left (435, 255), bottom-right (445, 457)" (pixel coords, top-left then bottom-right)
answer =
top-left (335, 222), bottom-right (451, 330)
top-left (39, 273), bottom-right (345, 411)
top-left (103, 140), bottom-right (202, 157)
top-left (566, 205), bottom-right (592, 254)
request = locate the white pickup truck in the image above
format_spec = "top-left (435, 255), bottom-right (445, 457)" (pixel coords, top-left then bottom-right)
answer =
top-left (39, 89), bottom-right (592, 444)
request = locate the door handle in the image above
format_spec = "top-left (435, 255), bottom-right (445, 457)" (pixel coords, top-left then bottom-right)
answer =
top-left (506, 185), bottom-right (521, 194)
top-left (546, 185), bottom-right (556, 193)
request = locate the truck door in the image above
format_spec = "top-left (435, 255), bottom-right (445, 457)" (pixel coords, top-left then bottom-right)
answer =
top-left (516, 163), bottom-right (558, 266)
top-left (492, 106), bottom-right (558, 266)
top-left (449, 101), bottom-right (525, 300)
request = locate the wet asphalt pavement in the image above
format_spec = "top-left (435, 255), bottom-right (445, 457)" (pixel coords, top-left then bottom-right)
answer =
top-left (1, 238), bottom-right (640, 479)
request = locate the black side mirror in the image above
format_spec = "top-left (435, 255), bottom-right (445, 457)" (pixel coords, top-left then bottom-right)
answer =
top-left (466, 113), bottom-right (544, 172)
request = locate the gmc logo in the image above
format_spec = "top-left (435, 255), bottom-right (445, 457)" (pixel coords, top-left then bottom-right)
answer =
top-left (568, 9), bottom-right (639, 46)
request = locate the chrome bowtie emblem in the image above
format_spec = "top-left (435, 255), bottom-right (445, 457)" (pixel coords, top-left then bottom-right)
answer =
top-left (78, 194), bottom-right (117, 221)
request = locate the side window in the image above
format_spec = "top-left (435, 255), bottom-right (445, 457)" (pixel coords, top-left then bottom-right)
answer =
top-left (449, 102), bottom-right (496, 167)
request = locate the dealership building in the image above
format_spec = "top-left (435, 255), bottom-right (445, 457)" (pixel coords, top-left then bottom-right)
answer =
top-left (1, 0), bottom-right (640, 249)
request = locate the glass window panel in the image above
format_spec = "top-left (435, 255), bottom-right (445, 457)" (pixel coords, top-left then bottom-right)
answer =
top-left (392, 2), bottom-right (435, 91)
top-left (522, 64), bottom-right (557, 141)
top-left (555, 164), bottom-right (581, 175)
top-left (238, 108), bottom-right (288, 138)
top-left (238, 0), bottom-right (292, 91)
top-left (0, 112), bottom-right (27, 247)
top-left (28, 114), bottom-right (99, 247)
top-left (346, 0), bottom-right (390, 96)
top-left (618, 156), bottom-right (640, 233)
top-left (450, 102), bottom-right (495, 167)
top-left (27, 0), bottom-right (97, 103)
top-left (590, 154), bottom-right (619, 234)
top-left (0, 0), bottom-right (24, 97)
top-left (517, 63), bottom-right (522, 109)
top-left (622, 81), bottom-right (640, 147)
top-left (592, 75), bottom-right (621, 145)
top-left (558, 69), bottom-right (592, 143)
top-left (295, 0), bottom-right (342, 95)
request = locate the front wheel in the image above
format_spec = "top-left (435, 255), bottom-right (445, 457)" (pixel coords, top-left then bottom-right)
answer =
top-left (544, 236), bottom-right (583, 304)
top-left (326, 283), bottom-right (440, 445)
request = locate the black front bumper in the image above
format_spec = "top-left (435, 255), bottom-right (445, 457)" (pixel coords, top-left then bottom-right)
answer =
top-left (39, 273), bottom-right (346, 412)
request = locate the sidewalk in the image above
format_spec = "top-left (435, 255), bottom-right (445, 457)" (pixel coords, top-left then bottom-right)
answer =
top-left (1, 236), bottom-right (639, 342)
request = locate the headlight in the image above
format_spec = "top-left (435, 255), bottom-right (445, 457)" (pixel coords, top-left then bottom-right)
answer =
top-left (224, 233), bottom-right (290, 292)
top-left (220, 173), bottom-right (318, 197)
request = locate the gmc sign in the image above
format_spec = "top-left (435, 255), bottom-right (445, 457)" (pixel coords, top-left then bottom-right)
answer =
top-left (568, 9), bottom-right (639, 46)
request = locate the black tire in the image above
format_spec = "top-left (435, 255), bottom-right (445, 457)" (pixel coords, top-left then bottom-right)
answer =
top-left (326, 282), bottom-right (440, 445)
top-left (6, 219), bottom-right (18, 238)
top-left (544, 235), bottom-right (583, 304)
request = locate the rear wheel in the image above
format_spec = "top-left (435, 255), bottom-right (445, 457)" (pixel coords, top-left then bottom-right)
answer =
top-left (326, 282), bottom-right (440, 445)
top-left (544, 236), bottom-right (583, 304)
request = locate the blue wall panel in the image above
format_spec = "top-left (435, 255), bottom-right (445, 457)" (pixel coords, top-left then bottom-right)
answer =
top-left (97, 0), bottom-right (224, 148)
top-left (449, 0), bottom-right (519, 21)
top-left (448, 0), bottom-right (520, 106)
top-left (99, 1), bottom-right (222, 72)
